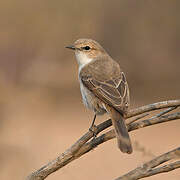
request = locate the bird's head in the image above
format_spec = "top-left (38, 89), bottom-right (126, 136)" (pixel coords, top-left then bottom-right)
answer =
top-left (66, 38), bottom-right (106, 67)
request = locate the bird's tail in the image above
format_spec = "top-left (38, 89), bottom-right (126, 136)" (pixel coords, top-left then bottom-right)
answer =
top-left (106, 105), bottom-right (133, 154)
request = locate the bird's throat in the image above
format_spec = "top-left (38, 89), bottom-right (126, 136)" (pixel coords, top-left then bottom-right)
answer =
top-left (75, 52), bottom-right (92, 71)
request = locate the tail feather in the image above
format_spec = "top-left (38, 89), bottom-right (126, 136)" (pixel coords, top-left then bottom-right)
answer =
top-left (107, 106), bottom-right (133, 154)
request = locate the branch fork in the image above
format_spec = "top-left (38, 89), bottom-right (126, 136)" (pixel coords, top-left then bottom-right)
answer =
top-left (27, 99), bottom-right (180, 180)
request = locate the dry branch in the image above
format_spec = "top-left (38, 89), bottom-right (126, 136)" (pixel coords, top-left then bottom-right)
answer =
top-left (116, 147), bottom-right (180, 180)
top-left (27, 99), bottom-right (180, 180)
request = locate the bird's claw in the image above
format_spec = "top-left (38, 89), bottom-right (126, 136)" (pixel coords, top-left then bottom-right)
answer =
top-left (89, 125), bottom-right (98, 139)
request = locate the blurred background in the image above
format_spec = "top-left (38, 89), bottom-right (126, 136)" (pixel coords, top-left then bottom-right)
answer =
top-left (0, 0), bottom-right (180, 179)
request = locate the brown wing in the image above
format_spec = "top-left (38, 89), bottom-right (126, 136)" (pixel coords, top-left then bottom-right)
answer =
top-left (80, 58), bottom-right (130, 114)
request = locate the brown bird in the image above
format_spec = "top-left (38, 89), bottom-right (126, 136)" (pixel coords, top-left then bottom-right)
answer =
top-left (66, 39), bottom-right (132, 154)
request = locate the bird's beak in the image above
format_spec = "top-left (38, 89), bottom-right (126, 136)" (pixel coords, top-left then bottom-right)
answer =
top-left (65, 45), bottom-right (76, 50)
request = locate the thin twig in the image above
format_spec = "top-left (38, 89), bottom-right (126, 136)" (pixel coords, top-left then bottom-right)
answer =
top-left (140, 161), bottom-right (180, 178)
top-left (116, 147), bottom-right (180, 180)
top-left (149, 106), bottom-right (177, 120)
top-left (128, 113), bottom-right (149, 124)
top-left (128, 112), bottom-right (180, 131)
top-left (127, 99), bottom-right (180, 118)
top-left (27, 99), bottom-right (180, 180)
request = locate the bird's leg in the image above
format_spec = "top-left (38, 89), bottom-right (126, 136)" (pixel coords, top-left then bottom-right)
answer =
top-left (89, 114), bottom-right (97, 138)
top-left (90, 114), bottom-right (96, 128)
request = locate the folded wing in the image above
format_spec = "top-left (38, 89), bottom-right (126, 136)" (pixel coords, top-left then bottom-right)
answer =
top-left (80, 59), bottom-right (130, 114)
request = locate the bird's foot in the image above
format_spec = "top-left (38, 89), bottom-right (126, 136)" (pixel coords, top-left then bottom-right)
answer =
top-left (89, 125), bottom-right (98, 139)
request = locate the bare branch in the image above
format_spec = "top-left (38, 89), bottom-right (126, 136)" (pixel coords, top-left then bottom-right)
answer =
top-left (128, 112), bottom-right (180, 131)
top-left (27, 99), bottom-right (180, 180)
top-left (116, 147), bottom-right (180, 180)
top-left (26, 119), bottom-right (112, 180)
top-left (149, 106), bottom-right (177, 120)
top-left (127, 99), bottom-right (180, 118)
top-left (75, 112), bottom-right (180, 155)
top-left (128, 113), bottom-right (149, 124)
top-left (140, 161), bottom-right (180, 178)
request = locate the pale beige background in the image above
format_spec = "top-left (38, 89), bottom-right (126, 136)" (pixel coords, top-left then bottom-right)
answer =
top-left (0, 0), bottom-right (180, 179)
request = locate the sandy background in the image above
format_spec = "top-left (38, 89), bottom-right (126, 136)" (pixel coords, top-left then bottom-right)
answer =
top-left (0, 1), bottom-right (180, 179)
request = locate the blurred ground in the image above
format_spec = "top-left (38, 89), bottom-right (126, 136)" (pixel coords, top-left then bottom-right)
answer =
top-left (0, 0), bottom-right (180, 179)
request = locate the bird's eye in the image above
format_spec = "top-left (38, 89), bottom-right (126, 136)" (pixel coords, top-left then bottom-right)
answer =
top-left (83, 46), bottom-right (90, 50)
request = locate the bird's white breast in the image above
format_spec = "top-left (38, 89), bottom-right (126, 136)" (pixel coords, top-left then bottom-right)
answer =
top-left (79, 79), bottom-right (92, 108)
top-left (75, 51), bottom-right (92, 72)
top-left (75, 51), bottom-right (106, 115)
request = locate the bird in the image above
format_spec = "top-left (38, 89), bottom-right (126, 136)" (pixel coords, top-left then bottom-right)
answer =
top-left (66, 38), bottom-right (132, 154)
